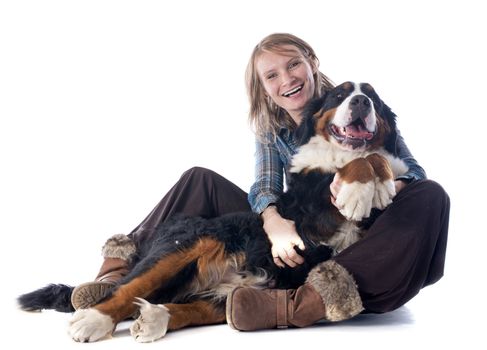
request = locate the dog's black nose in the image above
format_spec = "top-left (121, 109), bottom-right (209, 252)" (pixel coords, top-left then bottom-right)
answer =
top-left (350, 95), bottom-right (370, 107)
top-left (350, 94), bottom-right (371, 120)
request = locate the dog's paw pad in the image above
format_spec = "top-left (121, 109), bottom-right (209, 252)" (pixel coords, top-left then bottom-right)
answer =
top-left (130, 298), bottom-right (170, 342)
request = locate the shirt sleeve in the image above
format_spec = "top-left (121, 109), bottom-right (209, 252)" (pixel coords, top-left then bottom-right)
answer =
top-left (394, 128), bottom-right (427, 182)
top-left (248, 137), bottom-right (284, 214)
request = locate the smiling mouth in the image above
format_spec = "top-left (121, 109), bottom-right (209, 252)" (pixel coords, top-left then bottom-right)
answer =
top-left (328, 119), bottom-right (375, 149)
top-left (282, 84), bottom-right (303, 97)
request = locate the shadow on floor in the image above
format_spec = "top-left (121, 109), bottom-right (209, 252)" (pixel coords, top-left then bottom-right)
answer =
top-left (334, 306), bottom-right (415, 327)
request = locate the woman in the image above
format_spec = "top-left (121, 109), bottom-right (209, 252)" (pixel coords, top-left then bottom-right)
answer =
top-left (72, 33), bottom-right (450, 331)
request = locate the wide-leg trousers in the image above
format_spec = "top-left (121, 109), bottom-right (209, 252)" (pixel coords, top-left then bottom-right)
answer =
top-left (127, 167), bottom-right (450, 312)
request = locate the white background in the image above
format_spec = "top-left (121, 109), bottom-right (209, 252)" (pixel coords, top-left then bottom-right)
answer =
top-left (1, 0), bottom-right (485, 348)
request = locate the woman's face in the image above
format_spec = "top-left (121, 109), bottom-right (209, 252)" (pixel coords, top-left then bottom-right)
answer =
top-left (256, 46), bottom-right (316, 123)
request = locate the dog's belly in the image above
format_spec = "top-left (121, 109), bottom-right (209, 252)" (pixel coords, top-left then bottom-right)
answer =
top-left (213, 267), bottom-right (271, 299)
top-left (171, 254), bottom-right (272, 303)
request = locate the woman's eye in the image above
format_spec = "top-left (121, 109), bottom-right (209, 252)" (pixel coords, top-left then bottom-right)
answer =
top-left (289, 61), bottom-right (300, 69)
top-left (266, 73), bottom-right (277, 80)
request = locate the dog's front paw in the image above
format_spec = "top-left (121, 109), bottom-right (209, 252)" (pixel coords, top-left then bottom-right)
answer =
top-left (130, 297), bottom-right (170, 343)
top-left (336, 181), bottom-right (375, 221)
top-left (372, 178), bottom-right (396, 210)
top-left (69, 308), bottom-right (114, 342)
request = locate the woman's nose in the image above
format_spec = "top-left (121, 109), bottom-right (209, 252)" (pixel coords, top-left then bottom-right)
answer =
top-left (280, 71), bottom-right (295, 86)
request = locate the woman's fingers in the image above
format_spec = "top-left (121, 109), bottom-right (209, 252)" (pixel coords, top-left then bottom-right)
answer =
top-left (286, 248), bottom-right (304, 265)
top-left (272, 246), bottom-right (304, 268)
top-left (281, 255), bottom-right (298, 268)
top-left (272, 255), bottom-right (286, 268)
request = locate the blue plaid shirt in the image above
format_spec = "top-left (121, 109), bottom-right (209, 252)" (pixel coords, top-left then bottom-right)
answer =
top-left (248, 128), bottom-right (426, 214)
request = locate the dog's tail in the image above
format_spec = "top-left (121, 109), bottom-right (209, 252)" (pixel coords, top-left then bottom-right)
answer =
top-left (18, 284), bottom-right (75, 313)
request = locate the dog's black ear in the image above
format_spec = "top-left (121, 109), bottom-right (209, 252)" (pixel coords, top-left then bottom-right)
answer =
top-left (295, 92), bottom-right (328, 146)
top-left (381, 101), bottom-right (398, 129)
top-left (378, 100), bottom-right (399, 154)
top-left (367, 84), bottom-right (397, 129)
top-left (295, 114), bottom-right (316, 146)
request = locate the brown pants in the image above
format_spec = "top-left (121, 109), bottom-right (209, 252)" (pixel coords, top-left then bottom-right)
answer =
top-left (127, 167), bottom-right (449, 313)
top-left (128, 167), bottom-right (250, 246)
top-left (334, 179), bottom-right (450, 313)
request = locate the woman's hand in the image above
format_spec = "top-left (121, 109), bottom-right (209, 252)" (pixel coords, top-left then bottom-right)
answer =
top-left (394, 179), bottom-right (407, 193)
top-left (261, 206), bottom-right (305, 268)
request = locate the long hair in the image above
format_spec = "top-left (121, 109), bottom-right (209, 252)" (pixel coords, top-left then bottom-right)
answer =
top-left (246, 33), bottom-right (334, 141)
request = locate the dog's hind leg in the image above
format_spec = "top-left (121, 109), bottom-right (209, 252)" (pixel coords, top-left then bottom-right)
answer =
top-left (129, 298), bottom-right (225, 342)
top-left (68, 237), bottom-right (225, 342)
top-left (166, 300), bottom-right (226, 329)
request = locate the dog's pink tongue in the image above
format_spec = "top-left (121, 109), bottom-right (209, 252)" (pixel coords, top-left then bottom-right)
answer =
top-left (345, 125), bottom-right (373, 139)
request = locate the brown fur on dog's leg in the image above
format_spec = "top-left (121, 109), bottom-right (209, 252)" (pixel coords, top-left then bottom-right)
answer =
top-left (165, 300), bottom-right (226, 330)
top-left (338, 157), bottom-right (375, 184)
top-left (336, 158), bottom-right (376, 221)
top-left (365, 153), bottom-right (393, 181)
top-left (365, 153), bottom-right (396, 209)
top-left (94, 238), bottom-right (225, 323)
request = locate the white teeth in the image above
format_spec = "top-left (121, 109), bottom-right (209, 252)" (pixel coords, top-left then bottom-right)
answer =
top-left (283, 85), bottom-right (303, 97)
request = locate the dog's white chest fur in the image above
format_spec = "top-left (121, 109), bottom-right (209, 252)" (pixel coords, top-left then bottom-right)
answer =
top-left (290, 135), bottom-right (408, 253)
top-left (290, 135), bottom-right (407, 178)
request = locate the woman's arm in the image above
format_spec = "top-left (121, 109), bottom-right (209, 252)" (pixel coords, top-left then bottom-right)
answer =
top-left (248, 138), bottom-right (305, 267)
top-left (394, 128), bottom-right (427, 183)
top-left (248, 139), bottom-right (284, 214)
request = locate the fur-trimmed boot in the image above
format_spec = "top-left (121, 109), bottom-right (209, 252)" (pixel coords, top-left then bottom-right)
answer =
top-left (71, 234), bottom-right (136, 310)
top-left (226, 260), bottom-right (364, 331)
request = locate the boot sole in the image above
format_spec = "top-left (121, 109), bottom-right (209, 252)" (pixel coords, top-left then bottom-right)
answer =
top-left (71, 281), bottom-right (114, 310)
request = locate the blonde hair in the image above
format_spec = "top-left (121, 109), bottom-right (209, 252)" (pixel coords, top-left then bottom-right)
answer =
top-left (246, 33), bottom-right (334, 141)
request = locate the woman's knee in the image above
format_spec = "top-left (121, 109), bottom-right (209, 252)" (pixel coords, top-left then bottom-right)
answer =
top-left (182, 166), bottom-right (217, 180)
top-left (406, 180), bottom-right (450, 208)
top-left (416, 179), bottom-right (447, 195)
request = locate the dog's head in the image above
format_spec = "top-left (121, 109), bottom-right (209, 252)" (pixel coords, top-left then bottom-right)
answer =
top-left (296, 82), bottom-right (397, 153)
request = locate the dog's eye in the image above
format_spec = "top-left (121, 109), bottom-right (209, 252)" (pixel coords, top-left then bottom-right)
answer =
top-left (335, 93), bottom-right (343, 100)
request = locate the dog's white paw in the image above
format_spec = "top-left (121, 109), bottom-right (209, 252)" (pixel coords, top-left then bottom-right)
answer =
top-left (130, 297), bottom-right (170, 343)
top-left (336, 181), bottom-right (375, 221)
top-left (69, 308), bottom-right (114, 342)
top-left (372, 178), bottom-right (396, 210)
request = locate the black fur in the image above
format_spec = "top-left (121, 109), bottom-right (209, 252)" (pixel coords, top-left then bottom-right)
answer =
top-left (121, 211), bottom-right (334, 306)
top-left (18, 81), bottom-right (399, 313)
top-left (18, 284), bottom-right (75, 312)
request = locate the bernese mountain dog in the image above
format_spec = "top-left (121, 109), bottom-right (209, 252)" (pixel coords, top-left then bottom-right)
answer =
top-left (18, 81), bottom-right (408, 342)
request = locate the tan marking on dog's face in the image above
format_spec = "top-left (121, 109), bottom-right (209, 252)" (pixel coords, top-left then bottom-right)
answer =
top-left (314, 108), bottom-right (337, 142)
top-left (341, 82), bottom-right (353, 91)
top-left (360, 83), bottom-right (374, 93)
top-left (365, 112), bottom-right (389, 150)
top-left (311, 82), bottom-right (394, 152)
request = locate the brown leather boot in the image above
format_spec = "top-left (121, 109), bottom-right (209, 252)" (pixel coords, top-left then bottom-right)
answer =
top-left (226, 260), bottom-right (364, 331)
top-left (71, 234), bottom-right (136, 310)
